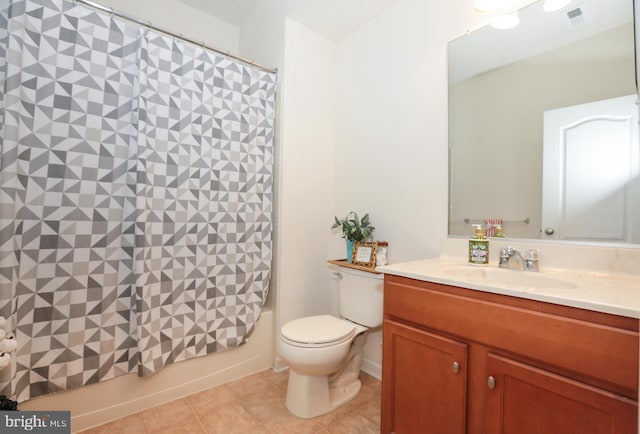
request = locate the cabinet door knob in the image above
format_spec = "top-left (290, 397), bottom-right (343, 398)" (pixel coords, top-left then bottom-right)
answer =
top-left (452, 361), bottom-right (460, 374)
top-left (487, 375), bottom-right (496, 390)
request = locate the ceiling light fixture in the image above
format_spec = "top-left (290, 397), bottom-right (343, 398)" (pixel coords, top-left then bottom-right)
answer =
top-left (490, 11), bottom-right (520, 29)
top-left (543, 0), bottom-right (573, 12)
top-left (474, 0), bottom-right (524, 29)
top-left (474, 0), bottom-right (527, 13)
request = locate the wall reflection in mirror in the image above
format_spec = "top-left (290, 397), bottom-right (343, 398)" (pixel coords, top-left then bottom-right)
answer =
top-left (448, 0), bottom-right (640, 244)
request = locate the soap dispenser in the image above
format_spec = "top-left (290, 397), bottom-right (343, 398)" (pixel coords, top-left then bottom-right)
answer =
top-left (493, 224), bottom-right (506, 238)
top-left (468, 224), bottom-right (489, 265)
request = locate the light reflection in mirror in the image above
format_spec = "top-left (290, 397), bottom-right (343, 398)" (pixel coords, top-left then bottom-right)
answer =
top-left (448, 0), bottom-right (637, 244)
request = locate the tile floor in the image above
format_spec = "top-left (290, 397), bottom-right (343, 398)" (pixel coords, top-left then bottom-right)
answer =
top-left (79, 369), bottom-right (381, 434)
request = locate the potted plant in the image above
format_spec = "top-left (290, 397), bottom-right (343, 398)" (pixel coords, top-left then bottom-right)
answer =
top-left (331, 212), bottom-right (375, 263)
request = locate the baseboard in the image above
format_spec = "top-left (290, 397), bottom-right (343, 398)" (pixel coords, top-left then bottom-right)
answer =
top-left (20, 311), bottom-right (274, 433)
top-left (361, 358), bottom-right (382, 380)
top-left (272, 355), bottom-right (289, 373)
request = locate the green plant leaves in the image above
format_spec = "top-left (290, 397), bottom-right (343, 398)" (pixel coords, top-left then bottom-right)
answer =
top-left (331, 211), bottom-right (375, 242)
top-left (332, 216), bottom-right (342, 229)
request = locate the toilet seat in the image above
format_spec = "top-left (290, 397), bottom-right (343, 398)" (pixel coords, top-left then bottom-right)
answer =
top-left (281, 315), bottom-right (365, 348)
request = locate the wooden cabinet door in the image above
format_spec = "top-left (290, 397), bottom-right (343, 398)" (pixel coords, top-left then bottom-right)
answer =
top-left (382, 320), bottom-right (468, 434)
top-left (485, 353), bottom-right (638, 434)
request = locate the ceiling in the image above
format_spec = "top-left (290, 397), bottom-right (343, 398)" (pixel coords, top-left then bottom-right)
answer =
top-left (176, 0), bottom-right (258, 26)
top-left (449, 0), bottom-right (633, 83)
top-left (176, 0), bottom-right (400, 41)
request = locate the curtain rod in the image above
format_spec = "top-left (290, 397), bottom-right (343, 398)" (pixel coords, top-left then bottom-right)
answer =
top-left (74, 0), bottom-right (278, 75)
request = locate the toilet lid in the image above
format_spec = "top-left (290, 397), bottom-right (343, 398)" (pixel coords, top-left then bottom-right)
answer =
top-left (281, 315), bottom-right (356, 345)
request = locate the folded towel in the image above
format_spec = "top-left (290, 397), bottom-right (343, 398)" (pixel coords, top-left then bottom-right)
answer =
top-left (484, 218), bottom-right (503, 237)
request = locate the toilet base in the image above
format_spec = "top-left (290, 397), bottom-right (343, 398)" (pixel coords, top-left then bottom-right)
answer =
top-left (329, 376), bottom-right (362, 410)
top-left (285, 370), bottom-right (362, 419)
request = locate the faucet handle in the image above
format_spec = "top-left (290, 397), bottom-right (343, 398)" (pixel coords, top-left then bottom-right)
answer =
top-left (524, 249), bottom-right (540, 272)
top-left (526, 249), bottom-right (540, 261)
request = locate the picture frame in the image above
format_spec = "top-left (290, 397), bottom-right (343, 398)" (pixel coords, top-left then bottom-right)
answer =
top-left (351, 241), bottom-right (378, 268)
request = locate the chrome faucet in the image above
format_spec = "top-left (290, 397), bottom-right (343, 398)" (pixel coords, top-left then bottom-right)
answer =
top-left (498, 246), bottom-right (524, 270)
top-left (499, 247), bottom-right (540, 272)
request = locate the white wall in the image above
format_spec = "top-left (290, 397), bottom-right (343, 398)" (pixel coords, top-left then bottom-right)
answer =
top-left (277, 18), bottom-right (338, 327)
top-left (95, 0), bottom-right (239, 54)
top-left (239, 0), bottom-right (484, 374)
top-left (334, 0), bottom-right (478, 263)
top-left (241, 2), bottom-right (342, 371)
top-left (322, 0), bottom-right (479, 380)
top-left (238, 0), bottom-right (285, 71)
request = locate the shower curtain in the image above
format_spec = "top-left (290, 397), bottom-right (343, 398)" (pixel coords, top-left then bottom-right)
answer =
top-left (0, 0), bottom-right (275, 401)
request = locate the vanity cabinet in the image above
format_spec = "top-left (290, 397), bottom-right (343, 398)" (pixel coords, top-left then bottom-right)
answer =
top-left (383, 320), bottom-right (467, 434)
top-left (381, 275), bottom-right (639, 434)
top-left (484, 353), bottom-right (637, 434)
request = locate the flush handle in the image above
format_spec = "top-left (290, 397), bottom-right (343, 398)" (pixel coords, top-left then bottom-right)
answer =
top-left (544, 227), bottom-right (555, 235)
top-left (487, 375), bottom-right (496, 390)
top-left (452, 362), bottom-right (460, 374)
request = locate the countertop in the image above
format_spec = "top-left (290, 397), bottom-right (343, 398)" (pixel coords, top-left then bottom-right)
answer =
top-left (376, 256), bottom-right (640, 319)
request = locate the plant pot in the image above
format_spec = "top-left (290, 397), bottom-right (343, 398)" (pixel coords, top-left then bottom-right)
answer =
top-left (346, 239), bottom-right (354, 263)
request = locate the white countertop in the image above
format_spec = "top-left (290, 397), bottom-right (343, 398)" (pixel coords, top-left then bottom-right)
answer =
top-left (377, 256), bottom-right (640, 319)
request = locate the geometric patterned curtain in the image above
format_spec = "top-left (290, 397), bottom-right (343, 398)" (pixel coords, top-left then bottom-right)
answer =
top-left (134, 30), bottom-right (275, 377)
top-left (0, 0), bottom-right (275, 402)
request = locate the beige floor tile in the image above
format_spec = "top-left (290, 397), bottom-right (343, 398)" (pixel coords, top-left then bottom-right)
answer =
top-left (226, 371), bottom-right (274, 399)
top-left (198, 401), bottom-right (268, 434)
top-left (80, 369), bottom-right (380, 434)
top-left (140, 400), bottom-right (196, 433)
top-left (354, 395), bottom-right (382, 426)
top-left (311, 402), bottom-right (353, 427)
top-left (240, 388), bottom-right (289, 422)
top-left (360, 372), bottom-right (381, 388)
top-left (312, 375), bottom-right (381, 428)
top-left (257, 367), bottom-right (280, 383)
top-left (79, 413), bottom-right (146, 434)
top-left (240, 388), bottom-right (325, 433)
top-left (324, 413), bottom-right (379, 434)
top-left (149, 419), bottom-right (205, 434)
top-left (261, 415), bottom-right (326, 434)
top-left (357, 373), bottom-right (382, 403)
top-left (259, 368), bottom-right (289, 394)
top-left (187, 383), bottom-right (239, 416)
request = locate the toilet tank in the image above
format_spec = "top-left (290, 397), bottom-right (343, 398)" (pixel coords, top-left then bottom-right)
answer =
top-left (336, 267), bottom-right (384, 327)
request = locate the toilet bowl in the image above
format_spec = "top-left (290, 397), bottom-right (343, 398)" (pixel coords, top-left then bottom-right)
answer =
top-left (278, 267), bottom-right (383, 419)
top-left (279, 314), bottom-right (369, 418)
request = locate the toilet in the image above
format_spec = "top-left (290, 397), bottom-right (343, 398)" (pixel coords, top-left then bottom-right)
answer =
top-left (278, 266), bottom-right (384, 419)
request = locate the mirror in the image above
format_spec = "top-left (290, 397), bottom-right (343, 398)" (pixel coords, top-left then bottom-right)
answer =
top-left (448, 0), bottom-right (639, 244)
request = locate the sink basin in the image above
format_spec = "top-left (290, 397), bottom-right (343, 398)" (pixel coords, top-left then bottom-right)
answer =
top-left (442, 266), bottom-right (578, 290)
